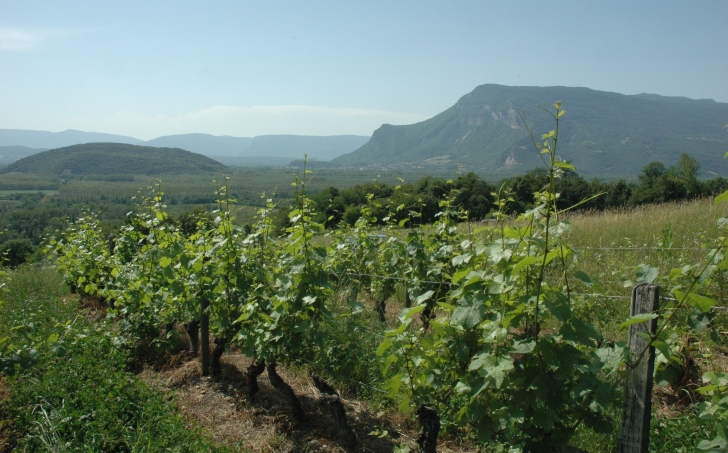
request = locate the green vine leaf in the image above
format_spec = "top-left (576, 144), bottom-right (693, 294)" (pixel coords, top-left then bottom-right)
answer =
top-left (635, 264), bottom-right (658, 284)
top-left (619, 313), bottom-right (658, 330)
top-left (688, 293), bottom-right (717, 312)
top-left (451, 298), bottom-right (484, 329)
top-left (512, 256), bottom-right (538, 275)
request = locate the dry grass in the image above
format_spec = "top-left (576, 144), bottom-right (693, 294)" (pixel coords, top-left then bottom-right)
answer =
top-left (0, 377), bottom-right (11, 453)
top-left (78, 294), bottom-right (107, 323)
top-left (561, 199), bottom-right (728, 430)
top-left (559, 198), bottom-right (728, 340)
top-left (564, 198), bottom-right (726, 249)
top-left (135, 348), bottom-right (477, 453)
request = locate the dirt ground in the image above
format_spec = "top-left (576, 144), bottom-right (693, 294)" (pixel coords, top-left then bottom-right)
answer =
top-left (137, 348), bottom-right (475, 453)
top-left (73, 295), bottom-right (469, 452)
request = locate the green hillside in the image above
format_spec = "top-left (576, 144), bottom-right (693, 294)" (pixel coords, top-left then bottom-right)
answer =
top-left (1, 143), bottom-right (227, 175)
top-left (332, 84), bottom-right (728, 177)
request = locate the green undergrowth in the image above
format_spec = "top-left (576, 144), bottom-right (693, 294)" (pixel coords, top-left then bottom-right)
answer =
top-left (303, 296), bottom-right (390, 400)
top-left (0, 265), bottom-right (228, 452)
top-left (568, 398), bottom-right (714, 453)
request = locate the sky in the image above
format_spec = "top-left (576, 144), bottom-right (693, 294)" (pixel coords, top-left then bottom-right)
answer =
top-left (1, 1), bottom-right (727, 140)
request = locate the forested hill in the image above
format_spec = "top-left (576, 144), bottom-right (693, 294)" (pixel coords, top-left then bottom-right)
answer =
top-left (332, 84), bottom-right (728, 177)
top-left (1, 143), bottom-right (227, 175)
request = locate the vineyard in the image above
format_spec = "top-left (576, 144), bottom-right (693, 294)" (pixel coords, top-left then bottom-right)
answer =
top-left (3, 105), bottom-right (728, 452)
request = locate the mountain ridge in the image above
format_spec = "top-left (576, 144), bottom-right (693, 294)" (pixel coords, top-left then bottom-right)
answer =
top-left (0, 145), bottom-right (49, 164)
top-left (3, 85), bottom-right (727, 176)
top-left (332, 84), bottom-right (728, 177)
top-left (0, 129), bottom-right (369, 163)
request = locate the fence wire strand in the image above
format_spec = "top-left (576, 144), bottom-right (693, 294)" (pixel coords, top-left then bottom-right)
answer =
top-left (573, 246), bottom-right (705, 251)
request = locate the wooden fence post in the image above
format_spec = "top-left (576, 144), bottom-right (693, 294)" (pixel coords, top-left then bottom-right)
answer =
top-left (404, 279), bottom-right (411, 308)
top-left (200, 297), bottom-right (210, 376)
top-left (620, 283), bottom-right (659, 453)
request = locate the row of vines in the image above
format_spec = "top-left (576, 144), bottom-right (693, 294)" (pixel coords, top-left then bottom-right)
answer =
top-left (49, 105), bottom-right (728, 452)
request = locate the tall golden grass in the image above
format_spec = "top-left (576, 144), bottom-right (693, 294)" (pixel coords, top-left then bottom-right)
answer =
top-left (561, 198), bottom-right (727, 340)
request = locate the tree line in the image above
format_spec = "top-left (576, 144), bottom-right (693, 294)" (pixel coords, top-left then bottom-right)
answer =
top-left (289, 153), bottom-right (727, 230)
top-left (1, 152), bottom-right (725, 268)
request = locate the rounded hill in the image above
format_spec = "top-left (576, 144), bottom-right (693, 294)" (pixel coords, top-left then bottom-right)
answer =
top-left (1, 142), bottom-right (227, 175)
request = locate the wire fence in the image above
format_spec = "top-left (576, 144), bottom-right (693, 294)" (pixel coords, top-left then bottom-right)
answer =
top-left (571, 293), bottom-right (630, 300)
top-left (336, 273), bottom-right (711, 306)
top-left (572, 246), bottom-right (706, 252)
top-left (340, 271), bottom-right (443, 286)
top-left (297, 297), bottom-right (728, 402)
top-left (296, 356), bottom-right (390, 396)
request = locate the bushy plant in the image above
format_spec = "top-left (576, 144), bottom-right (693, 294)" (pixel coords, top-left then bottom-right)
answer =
top-left (0, 266), bottom-right (226, 452)
top-left (377, 103), bottom-right (619, 451)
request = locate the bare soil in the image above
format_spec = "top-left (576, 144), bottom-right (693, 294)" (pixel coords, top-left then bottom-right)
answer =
top-left (137, 350), bottom-right (473, 453)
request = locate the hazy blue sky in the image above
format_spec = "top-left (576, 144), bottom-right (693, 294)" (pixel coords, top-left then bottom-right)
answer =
top-left (1, 1), bottom-right (726, 140)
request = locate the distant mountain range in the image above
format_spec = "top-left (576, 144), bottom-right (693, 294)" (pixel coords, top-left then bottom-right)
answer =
top-left (0, 130), bottom-right (370, 165)
top-left (0, 145), bottom-right (50, 164)
top-left (332, 84), bottom-right (728, 177)
top-left (2, 143), bottom-right (227, 175)
top-left (3, 85), bottom-right (727, 177)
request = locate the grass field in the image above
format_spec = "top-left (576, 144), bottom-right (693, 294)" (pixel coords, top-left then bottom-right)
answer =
top-left (0, 190), bottom-right (58, 197)
top-left (564, 198), bottom-right (727, 339)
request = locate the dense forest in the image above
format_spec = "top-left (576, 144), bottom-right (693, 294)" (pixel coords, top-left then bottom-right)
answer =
top-left (298, 153), bottom-right (727, 229)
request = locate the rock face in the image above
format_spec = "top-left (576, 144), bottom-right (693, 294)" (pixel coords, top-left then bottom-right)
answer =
top-left (332, 84), bottom-right (728, 177)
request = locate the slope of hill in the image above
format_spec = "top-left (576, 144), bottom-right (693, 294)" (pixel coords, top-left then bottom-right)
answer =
top-left (1, 143), bottom-right (227, 175)
top-left (145, 133), bottom-right (253, 157)
top-left (0, 129), bottom-right (143, 149)
top-left (0, 145), bottom-right (48, 164)
top-left (332, 85), bottom-right (728, 177)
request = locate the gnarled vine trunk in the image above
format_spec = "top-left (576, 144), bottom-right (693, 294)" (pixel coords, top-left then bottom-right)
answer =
top-left (210, 337), bottom-right (226, 377)
top-left (416, 405), bottom-right (440, 453)
top-left (404, 281), bottom-right (411, 308)
top-left (267, 362), bottom-right (305, 421)
top-left (375, 299), bottom-right (386, 323)
top-left (312, 373), bottom-right (357, 450)
top-left (184, 320), bottom-right (200, 355)
top-left (422, 304), bottom-right (434, 330)
top-left (245, 359), bottom-right (266, 401)
top-left (200, 298), bottom-right (210, 376)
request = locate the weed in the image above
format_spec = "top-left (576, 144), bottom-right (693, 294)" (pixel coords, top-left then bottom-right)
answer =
top-left (0, 266), bottom-right (229, 452)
